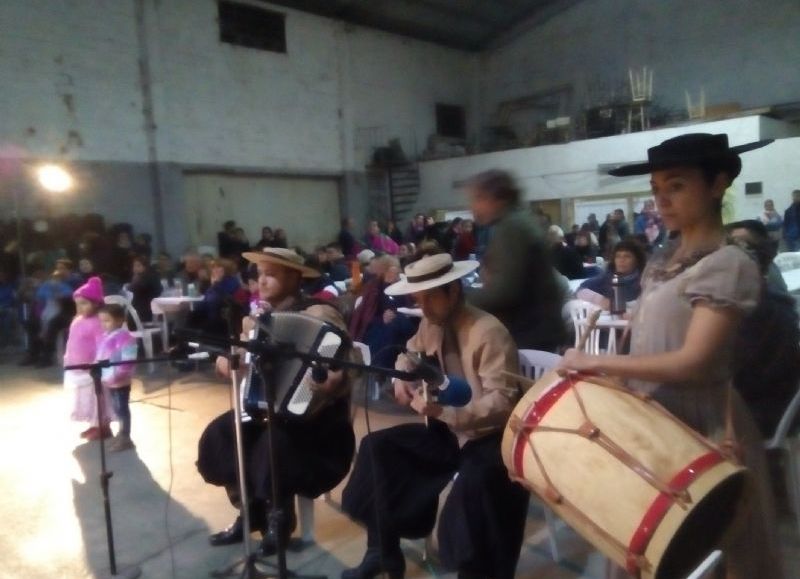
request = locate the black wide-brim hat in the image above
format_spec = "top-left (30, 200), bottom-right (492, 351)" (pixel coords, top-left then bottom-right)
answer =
top-left (608, 133), bottom-right (773, 178)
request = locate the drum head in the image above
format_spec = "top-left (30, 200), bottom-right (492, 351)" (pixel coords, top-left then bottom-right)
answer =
top-left (656, 471), bottom-right (746, 579)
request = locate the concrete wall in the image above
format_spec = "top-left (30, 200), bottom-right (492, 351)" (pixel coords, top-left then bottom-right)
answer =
top-left (416, 115), bottom-right (800, 223)
top-left (0, 0), bottom-right (473, 253)
top-left (480, 0), bottom-right (800, 131)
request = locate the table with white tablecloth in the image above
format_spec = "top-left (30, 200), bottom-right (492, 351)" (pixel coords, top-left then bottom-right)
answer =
top-left (151, 296), bottom-right (203, 351)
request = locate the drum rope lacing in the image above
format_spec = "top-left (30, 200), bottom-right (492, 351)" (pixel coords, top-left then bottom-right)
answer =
top-left (509, 372), bottom-right (729, 576)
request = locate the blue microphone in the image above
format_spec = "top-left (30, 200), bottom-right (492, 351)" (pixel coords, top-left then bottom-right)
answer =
top-left (411, 353), bottom-right (472, 407)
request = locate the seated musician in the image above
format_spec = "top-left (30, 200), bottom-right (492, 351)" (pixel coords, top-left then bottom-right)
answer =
top-left (341, 253), bottom-right (529, 579)
top-left (196, 247), bottom-right (356, 554)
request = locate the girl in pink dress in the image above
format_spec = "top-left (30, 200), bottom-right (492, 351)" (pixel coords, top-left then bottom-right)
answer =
top-left (63, 277), bottom-right (112, 440)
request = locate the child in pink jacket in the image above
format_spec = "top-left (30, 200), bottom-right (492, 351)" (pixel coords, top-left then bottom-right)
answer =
top-left (64, 277), bottom-right (111, 440)
top-left (97, 303), bottom-right (138, 452)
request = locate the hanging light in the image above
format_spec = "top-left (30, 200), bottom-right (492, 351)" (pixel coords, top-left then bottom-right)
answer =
top-left (36, 164), bottom-right (74, 193)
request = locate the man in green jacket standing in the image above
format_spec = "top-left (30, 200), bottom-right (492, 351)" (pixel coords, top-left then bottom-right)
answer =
top-left (466, 170), bottom-right (566, 352)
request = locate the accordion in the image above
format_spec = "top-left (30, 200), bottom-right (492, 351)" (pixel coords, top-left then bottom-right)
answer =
top-left (240, 311), bottom-right (347, 420)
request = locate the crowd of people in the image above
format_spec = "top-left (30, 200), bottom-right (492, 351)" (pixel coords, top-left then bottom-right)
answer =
top-left (3, 133), bottom-right (800, 578)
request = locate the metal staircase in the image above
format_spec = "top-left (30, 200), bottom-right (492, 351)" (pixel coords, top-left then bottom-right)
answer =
top-left (388, 163), bottom-right (420, 225)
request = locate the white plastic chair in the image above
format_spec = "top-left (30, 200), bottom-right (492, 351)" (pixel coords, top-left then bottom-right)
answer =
top-left (765, 386), bottom-right (800, 535)
top-left (296, 341), bottom-right (373, 543)
top-left (565, 299), bottom-right (603, 354)
top-left (517, 349), bottom-right (563, 562)
top-left (104, 295), bottom-right (162, 373)
top-left (685, 550), bottom-right (722, 579)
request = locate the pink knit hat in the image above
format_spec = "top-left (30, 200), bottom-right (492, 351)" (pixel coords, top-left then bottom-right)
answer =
top-left (73, 276), bottom-right (104, 304)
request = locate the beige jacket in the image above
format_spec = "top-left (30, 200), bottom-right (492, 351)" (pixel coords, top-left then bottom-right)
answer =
top-left (396, 303), bottom-right (520, 441)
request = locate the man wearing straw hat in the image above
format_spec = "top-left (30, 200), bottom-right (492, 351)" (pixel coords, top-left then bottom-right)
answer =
top-left (341, 253), bottom-right (529, 579)
top-left (197, 247), bottom-right (356, 555)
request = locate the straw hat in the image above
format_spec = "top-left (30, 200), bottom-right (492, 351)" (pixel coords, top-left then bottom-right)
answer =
top-left (242, 247), bottom-right (320, 278)
top-left (385, 253), bottom-right (478, 296)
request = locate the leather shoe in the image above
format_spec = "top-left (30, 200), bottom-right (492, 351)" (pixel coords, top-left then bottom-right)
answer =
top-left (341, 547), bottom-right (405, 579)
top-left (259, 505), bottom-right (297, 556)
top-left (209, 516), bottom-right (244, 546)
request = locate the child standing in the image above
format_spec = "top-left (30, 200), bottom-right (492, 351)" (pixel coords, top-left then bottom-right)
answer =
top-left (64, 277), bottom-right (111, 440)
top-left (97, 304), bottom-right (138, 452)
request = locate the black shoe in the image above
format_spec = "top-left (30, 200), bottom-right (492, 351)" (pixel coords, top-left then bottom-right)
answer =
top-left (259, 505), bottom-right (297, 556)
top-left (341, 548), bottom-right (405, 579)
top-left (209, 516), bottom-right (244, 546)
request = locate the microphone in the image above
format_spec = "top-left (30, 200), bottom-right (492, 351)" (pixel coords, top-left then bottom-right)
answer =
top-left (407, 351), bottom-right (472, 407)
top-left (311, 363), bottom-right (328, 383)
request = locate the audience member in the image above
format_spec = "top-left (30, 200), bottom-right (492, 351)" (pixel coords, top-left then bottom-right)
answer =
top-left (128, 255), bottom-right (162, 323)
top-left (0, 269), bottom-right (16, 347)
top-left (176, 252), bottom-right (210, 295)
top-left (20, 267), bottom-right (75, 367)
top-left (634, 200), bottom-right (665, 247)
top-left (348, 255), bottom-right (416, 369)
top-left (337, 217), bottom-right (358, 258)
top-left (466, 170), bottom-right (565, 351)
top-left (783, 189), bottom-right (800, 251)
top-left (156, 252), bottom-right (176, 286)
top-left (453, 219), bottom-right (476, 260)
top-left (55, 258), bottom-right (82, 289)
top-left (564, 224), bottom-right (580, 247)
top-left (186, 258), bottom-right (244, 336)
top-left (405, 213), bottom-right (427, 244)
top-left (548, 225), bottom-right (585, 279)
top-left (727, 219), bottom-right (800, 438)
top-left (441, 217), bottom-right (462, 255)
top-left (133, 233), bottom-right (153, 261)
top-left (574, 230), bottom-right (599, 263)
top-left (109, 231), bottom-right (135, 282)
top-left (273, 228), bottom-right (289, 249)
top-left (217, 220), bottom-right (238, 258)
top-left (583, 212), bottom-right (600, 234)
top-left (254, 227), bottom-right (275, 250)
top-left (576, 239), bottom-right (646, 309)
top-left (364, 220), bottom-right (399, 255)
top-left (759, 199), bottom-right (783, 244)
top-left (322, 244), bottom-right (350, 281)
top-left (386, 220), bottom-right (404, 245)
top-left (77, 258), bottom-right (95, 283)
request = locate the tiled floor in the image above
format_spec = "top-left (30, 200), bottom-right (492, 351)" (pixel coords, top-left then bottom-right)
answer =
top-left (1, 349), bottom-right (797, 578)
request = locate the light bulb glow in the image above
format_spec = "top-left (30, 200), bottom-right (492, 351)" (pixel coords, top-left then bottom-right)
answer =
top-left (36, 164), bottom-right (73, 193)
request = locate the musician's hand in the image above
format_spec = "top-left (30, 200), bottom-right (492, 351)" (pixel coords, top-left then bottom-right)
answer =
top-left (216, 356), bottom-right (231, 378)
top-left (311, 368), bottom-right (344, 394)
top-left (410, 387), bottom-right (443, 418)
top-left (557, 348), bottom-right (598, 375)
top-left (241, 315), bottom-right (257, 335)
top-left (394, 379), bottom-right (417, 406)
top-left (382, 309), bottom-right (396, 325)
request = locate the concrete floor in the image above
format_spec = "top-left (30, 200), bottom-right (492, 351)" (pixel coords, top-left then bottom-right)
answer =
top-left (1, 347), bottom-right (798, 579)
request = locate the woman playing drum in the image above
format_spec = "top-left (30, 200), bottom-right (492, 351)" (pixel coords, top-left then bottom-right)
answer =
top-left (559, 133), bottom-right (783, 579)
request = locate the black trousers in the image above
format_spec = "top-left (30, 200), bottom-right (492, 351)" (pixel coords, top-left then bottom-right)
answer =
top-left (24, 303), bottom-right (74, 362)
top-left (197, 398), bottom-right (355, 527)
top-left (342, 421), bottom-right (530, 579)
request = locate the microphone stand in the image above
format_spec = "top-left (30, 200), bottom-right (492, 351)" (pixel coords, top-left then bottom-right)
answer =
top-left (64, 355), bottom-right (185, 579)
top-left (176, 329), bottom-right (420, 579)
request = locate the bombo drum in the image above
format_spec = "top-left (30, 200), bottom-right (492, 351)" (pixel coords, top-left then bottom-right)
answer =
top-left (502, 371), bottom-right (747, 578)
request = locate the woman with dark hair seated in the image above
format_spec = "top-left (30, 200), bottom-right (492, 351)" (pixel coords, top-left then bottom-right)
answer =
top-left (576, 239), bottom-right (646, 309)
top-left (187, 258), bottom-right (245, 336)
top-left (128, 255), bottom-right (162, 323)
top-left (348, 255), bottom-right (416, 369)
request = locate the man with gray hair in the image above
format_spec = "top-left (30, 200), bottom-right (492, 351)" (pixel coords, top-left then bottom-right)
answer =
top-left (465, 170), bottom-right (565, 351)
